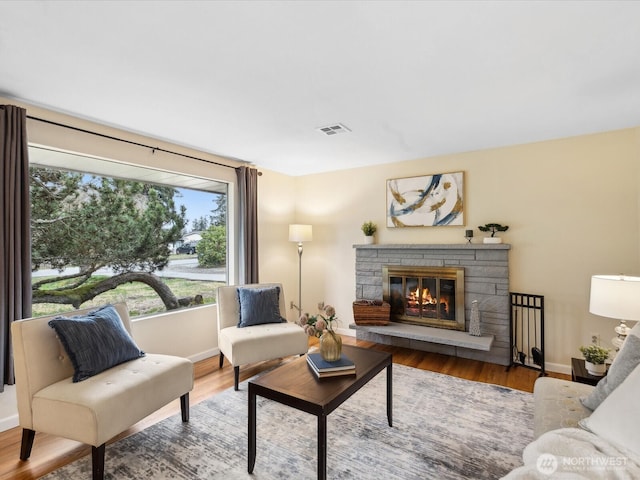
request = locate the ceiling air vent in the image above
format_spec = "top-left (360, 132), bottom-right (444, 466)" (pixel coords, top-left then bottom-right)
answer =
top-left (316, 123), bottom-right (351, 136)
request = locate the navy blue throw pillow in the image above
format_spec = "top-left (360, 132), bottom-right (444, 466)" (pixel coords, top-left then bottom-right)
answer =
top-left (237, 286), bottom-right (286, 328)
top-left (48, 304), bottom-right (145, 382)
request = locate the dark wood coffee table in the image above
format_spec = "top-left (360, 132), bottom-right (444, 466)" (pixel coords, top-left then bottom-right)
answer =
top-left (248, 344), bottom-right (392, 480)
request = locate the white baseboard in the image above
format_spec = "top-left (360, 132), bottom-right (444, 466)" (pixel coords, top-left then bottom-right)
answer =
top-left (544, 362), bottom-right (571, 375)
top-left (0, 385), bottom-right (18, 433)
top-left (189, 347), bottom-right (220, 363)
top-left (0, 414), bottom-right (18, 432)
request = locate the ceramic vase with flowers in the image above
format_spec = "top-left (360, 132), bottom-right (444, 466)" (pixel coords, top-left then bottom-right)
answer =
top-left (298, 304), bottom-right (342, 361)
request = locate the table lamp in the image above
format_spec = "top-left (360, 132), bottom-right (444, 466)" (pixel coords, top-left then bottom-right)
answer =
top-left (589, 274), bottom-right (640, 351)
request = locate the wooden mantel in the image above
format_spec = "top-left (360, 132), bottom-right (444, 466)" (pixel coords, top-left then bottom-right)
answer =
top-left (353, 243), bottom-right (511, 250)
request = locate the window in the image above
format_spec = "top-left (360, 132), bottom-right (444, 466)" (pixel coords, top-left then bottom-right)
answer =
top-left (29, 145), bottom-right (230, 318)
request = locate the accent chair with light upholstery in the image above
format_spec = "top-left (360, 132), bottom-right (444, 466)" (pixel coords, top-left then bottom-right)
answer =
top-left (216, 283), bottom-right (309, 390)
top-left (11, 303), bottom-right (194, 480)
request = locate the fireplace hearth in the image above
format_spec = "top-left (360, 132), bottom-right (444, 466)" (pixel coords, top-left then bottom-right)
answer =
top-left (383, 266), bottom-right (465, 330)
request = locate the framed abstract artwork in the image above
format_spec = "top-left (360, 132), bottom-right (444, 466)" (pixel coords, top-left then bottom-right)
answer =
top-left (386, 171), bottom-right (464, 227)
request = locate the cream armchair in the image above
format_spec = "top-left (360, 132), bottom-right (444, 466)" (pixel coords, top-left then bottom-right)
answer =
top-left (11, 303), bottom-right (194, 480)
top-left (216, 283), bottom-right (308, 390)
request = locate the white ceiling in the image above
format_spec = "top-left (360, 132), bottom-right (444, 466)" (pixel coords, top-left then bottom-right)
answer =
top-left (2, 1), bottom-right (640, 176)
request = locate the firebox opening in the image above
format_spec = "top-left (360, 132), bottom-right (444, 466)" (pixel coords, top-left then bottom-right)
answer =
top-left (383, 266), bottom-right (465, 331)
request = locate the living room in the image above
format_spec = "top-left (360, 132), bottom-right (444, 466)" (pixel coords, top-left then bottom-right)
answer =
top-left (1, 1), bottom-right (640, 478)
top-left (4, 98), bottom-right (637, 377)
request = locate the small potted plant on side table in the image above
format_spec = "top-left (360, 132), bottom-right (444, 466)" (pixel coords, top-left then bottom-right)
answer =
top-left (579, 344), bottom-right (610, 376)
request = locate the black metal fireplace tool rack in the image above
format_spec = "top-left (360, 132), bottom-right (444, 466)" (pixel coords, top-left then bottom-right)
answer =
top-left (508, 292), bottom-right (546, 376)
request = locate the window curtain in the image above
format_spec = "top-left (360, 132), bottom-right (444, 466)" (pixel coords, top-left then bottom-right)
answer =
top-left (236, 166), bottom-right (259, 284)
top-left (0, 105), bottom-right (32, 392)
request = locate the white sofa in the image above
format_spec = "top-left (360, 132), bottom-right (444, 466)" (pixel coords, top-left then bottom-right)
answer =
top-left (11, 303), bottom-right (194, 480)
top-left (504, 325), bottom-right (640, 479)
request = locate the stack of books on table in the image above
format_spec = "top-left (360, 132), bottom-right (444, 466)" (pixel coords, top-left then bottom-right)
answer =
top-left (306, 353), bottom-right (356, 378)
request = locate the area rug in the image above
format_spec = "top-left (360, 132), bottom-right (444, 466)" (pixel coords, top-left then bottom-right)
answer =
top-left (43, 364), bottom-right (533, 479)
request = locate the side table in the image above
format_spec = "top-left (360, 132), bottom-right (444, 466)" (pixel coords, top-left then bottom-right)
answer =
top-left (571, 357), bottom-right (605, 386)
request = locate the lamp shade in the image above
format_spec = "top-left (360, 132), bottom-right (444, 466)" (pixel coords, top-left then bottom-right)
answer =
top-left (589, 275), bottom-right (640, 320)
top-left (289, 224), bottom-right (312, 243)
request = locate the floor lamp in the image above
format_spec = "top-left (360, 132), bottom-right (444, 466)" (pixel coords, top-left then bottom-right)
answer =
top-left (289, 224), bottom-right (312, 314)
top-left (589, 274), bottom-right (640, 352)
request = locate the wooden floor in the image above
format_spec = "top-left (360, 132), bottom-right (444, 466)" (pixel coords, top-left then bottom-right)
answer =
top-left (0, 336), bottom-right (569, 480)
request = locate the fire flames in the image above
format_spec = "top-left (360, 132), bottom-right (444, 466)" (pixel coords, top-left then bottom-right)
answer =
top-left (408, 287), bottom-right (449, 314)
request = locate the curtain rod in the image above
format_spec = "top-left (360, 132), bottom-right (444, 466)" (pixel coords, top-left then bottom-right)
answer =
top-left (26, 114), bottom-right (257, 173)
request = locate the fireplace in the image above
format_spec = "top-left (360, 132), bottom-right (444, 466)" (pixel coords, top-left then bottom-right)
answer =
top-left (355, 244), bottom-right (511, 366)
top-left (382, 266), bottom-right (465, 331)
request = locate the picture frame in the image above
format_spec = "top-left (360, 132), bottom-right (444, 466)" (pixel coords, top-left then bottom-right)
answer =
top-left (386, 171), bottom-right (464, 227)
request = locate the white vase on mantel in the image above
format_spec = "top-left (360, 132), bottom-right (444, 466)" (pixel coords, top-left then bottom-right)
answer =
top-left (483, 237), bottom-right (503, 244)
top-left (363, 235), bottom-right (375, 245)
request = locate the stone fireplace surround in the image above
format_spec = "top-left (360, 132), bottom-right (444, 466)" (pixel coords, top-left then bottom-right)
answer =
top-left (353, 244), bottom-right (510, 366)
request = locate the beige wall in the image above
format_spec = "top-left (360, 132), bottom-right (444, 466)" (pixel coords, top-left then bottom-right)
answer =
top-left (259, 128), bottom-right (640, 372)
top-left (252, 169), bottom-right (298, 318)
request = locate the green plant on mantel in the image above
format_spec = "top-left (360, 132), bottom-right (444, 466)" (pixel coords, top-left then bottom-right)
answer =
top-left (579, 344), bottom-right (610, 364)
top-left (361, 221), bottom-right (377, 236)
top-left (478, 223), bottom-right (509, 237)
